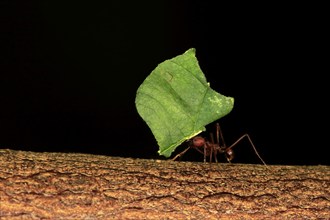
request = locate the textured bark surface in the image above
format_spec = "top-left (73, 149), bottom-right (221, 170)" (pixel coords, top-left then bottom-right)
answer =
top-left (0, 149), bottom-right (329, 219)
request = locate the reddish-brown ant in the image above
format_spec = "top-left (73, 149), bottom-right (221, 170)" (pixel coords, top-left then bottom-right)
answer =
top-left (172, 122), bottom-right (267, 165)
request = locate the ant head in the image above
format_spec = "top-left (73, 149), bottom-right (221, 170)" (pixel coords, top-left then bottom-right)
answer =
top-left (225, 148), bottom-right (234, 162)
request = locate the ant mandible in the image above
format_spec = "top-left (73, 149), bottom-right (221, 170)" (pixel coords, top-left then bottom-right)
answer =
top-left (171, 122), bottom-right (267, 165)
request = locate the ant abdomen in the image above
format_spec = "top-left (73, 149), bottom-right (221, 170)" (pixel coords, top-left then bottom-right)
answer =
top-left (191, 136), bottom-right (205, 148)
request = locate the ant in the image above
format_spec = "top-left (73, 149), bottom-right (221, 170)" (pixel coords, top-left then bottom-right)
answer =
top-left (171, 122), bottom-right (267, 165)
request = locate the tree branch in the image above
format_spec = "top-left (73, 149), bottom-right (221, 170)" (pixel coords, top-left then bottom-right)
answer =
top-left (0, 149), bottom-right (329, 219)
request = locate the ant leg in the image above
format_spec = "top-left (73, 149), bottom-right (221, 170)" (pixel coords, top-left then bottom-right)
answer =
top-left (214, 150), bottom-right (218, 163)
top-left (172, 146), bottom-right (191, 161)
top-left (209, 143), bottom-right (213, 163)
top-left (215, 123), bottom-right (229, 162)
top-left (210, 146), bottom-right (213, 162)
top-left (216, 123), bottom-right (220, 144)
top-left (213, 124), bottom-right (222, 163)
top-left (217, 123), bottom-right (227, 149)
top-left (208, 134), bottom-right (214, 163)
top-left (203, 143), bottom-right (207, 163)
top-left (227, 134), bottom-right (267, 166)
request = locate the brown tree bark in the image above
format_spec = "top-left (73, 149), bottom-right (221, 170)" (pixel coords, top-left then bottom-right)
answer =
top-left (0, 149), bottom-right (329, 219)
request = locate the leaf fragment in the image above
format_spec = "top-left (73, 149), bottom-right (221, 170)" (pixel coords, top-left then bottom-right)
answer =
top-left (135, 48), bottom-right (234, 157)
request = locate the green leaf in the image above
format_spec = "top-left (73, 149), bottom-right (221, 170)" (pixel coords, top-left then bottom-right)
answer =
top-left (135, 48), bottom-right (234, 158)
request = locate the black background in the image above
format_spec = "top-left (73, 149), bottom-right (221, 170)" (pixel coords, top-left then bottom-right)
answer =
top-left (1, 1), bottom-right (327, 165)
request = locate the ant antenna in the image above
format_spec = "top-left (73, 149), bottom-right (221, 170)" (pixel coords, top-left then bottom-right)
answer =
top-left (227, 133), bottom-right (267, 166)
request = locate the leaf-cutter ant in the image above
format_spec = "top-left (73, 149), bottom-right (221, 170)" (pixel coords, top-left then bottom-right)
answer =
top-left (172, 122), bottom-right (267, 165)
